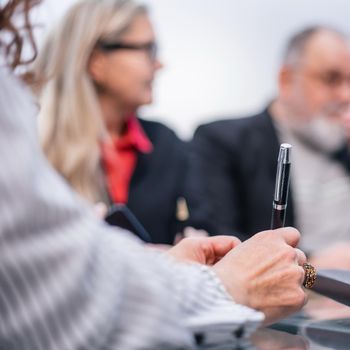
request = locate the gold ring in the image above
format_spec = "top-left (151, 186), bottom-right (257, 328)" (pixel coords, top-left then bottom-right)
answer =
top-left (302, 263), bottom-right (317, 289)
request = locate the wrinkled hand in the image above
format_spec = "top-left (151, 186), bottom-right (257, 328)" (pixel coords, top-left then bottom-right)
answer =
top-left (167, 236), bottom-right (241, 265)
top-left (212, 227), bottom-right (307, 325)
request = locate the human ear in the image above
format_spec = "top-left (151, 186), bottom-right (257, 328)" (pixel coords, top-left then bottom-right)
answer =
top-left (88, 50), bottom-right (107, 83)
top-left (278, 66), bottom-right (294, 98)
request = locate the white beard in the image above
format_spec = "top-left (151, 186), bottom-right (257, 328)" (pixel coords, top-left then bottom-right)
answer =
top-left (287, 115), bottom-right (347, 153)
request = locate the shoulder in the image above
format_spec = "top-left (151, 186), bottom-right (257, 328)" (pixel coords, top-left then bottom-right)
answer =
top-left (138, 118), bottom-right (181, 143)
top-left (196, 112), bottom-right (265, 137)
top-left (193, 111), bottom-right (267, 148)
top-left (0, 67), bottom-right (38, 135)
top-left (138, 118), bottom-right (186, 152)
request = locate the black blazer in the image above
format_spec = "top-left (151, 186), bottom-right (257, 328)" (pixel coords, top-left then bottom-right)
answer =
top-left (123, 118), bottom-right (188, 244)
top-left (186, 108), bottom-right (295, 240)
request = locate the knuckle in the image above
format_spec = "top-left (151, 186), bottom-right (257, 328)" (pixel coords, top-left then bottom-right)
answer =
top-left (286, 227), bottom-right (301, 240)
top-left (181, 237), bottom-right (195, 246)
top-left (186, 237), bottom-right (202, 243)
top-left (295, 289), bottom-right (307, 307)
top-left (284, 246), bottom-right (297, 261)
top-left (297, 265), bottom-right (306, 280)
top-left (282, 265), bottom-right (303, 284)
top-left (290, 265), bottom-right (305, 284)
top-left (254, 230), bottom-right (269, 240)
top-left (285, 288), bottom-right (306, 308)
top-left (295, 248), bottom-right (307, 265)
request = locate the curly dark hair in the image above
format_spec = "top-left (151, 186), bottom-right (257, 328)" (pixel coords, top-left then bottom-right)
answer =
top-left (0, 0), bottom-right (41, 69)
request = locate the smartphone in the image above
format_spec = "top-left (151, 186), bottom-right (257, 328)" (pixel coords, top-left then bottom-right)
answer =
top-left (105, 204), bottom-right (152, 243)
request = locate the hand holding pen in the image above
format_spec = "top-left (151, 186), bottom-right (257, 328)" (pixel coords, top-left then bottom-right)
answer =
top-left (271, 143), bottom-right (317, 289)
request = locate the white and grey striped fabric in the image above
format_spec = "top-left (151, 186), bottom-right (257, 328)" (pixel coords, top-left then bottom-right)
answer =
top-left (0, 67), bottom-right (263, 350)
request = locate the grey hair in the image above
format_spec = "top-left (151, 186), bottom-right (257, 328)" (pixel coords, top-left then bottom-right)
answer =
top-left (282, 25), bottom-right (348, 67)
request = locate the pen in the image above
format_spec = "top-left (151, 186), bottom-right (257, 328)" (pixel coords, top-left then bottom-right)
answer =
top-left (271, 143), bottom-right (292, 229)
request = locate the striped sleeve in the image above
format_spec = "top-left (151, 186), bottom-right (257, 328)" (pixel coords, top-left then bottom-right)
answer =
top-left (0, 67), bottom-right (263, 350)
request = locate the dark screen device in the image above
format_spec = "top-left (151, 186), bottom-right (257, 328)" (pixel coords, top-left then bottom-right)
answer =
top-left (105, 204), bottom-right (152, 243)
top-left (302, 317), bottom-right (350, 350)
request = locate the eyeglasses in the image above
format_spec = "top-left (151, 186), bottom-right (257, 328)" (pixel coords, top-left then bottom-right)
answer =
top-left (306, 70), bottom-right (350, 88)
top-left (318, 71), bottom-right (350, 87)
top-left (97, 41), bottom-right (158, 61)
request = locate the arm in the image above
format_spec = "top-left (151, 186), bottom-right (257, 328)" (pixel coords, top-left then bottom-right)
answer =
top-left (168, 229), bottom-right (307, 326)
top-left (0, 68), bottom-right (262, 349)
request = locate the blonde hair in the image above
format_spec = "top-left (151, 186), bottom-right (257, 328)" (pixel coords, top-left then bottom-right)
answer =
top-left (33, 0), bottom-right (147, 202)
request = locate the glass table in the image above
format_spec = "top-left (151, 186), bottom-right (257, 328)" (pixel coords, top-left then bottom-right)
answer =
top-left (269, 291), bottom-right (350, 350)
top-left (197, 292), bottom-right (350, 349)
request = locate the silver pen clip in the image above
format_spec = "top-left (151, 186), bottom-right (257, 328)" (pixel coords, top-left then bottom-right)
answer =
top-left (274, 143), bottom-right (292, 204)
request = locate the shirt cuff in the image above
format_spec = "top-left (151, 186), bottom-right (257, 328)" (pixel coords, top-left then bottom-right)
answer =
top-left (185, 265), bottom-right (264, 347)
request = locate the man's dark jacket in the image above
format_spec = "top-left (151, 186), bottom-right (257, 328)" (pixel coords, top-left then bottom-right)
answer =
top-left (187, 108), bottom-right (295, 240)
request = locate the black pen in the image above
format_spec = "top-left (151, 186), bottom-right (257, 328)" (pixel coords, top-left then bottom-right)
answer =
top-left (271, 143), bottom-right (292, 229)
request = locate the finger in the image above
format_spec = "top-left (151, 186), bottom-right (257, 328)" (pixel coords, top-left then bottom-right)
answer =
top-left (206, 236), bottom-right (241, 257)
top-left (167, 237), bottom-right (207, 263)
top-left (302, 288), bottom-right (309, 306)
top-left (197, 236), bottom-right (241, 265)
top-left (295, 248), bottom-right (307, 266)
top-left (170, 236), bottom-right (241, 265)
top-left (296, 265), bottom-right (306, 287)
top-left (277, 227), bottom-right (301, 248)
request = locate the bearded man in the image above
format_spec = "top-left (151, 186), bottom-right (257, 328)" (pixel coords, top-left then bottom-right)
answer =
top-left (188, 26), bottom-right (350, 269)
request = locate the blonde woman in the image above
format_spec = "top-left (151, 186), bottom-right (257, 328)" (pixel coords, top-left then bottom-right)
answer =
top-left (34, 0), bottom-right (188, 244)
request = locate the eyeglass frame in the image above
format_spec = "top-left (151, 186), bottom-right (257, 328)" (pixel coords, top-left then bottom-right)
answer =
top-left (96, 41), bottom-right (158, 61)
top-left (297, 68), bottom-right (350, 88)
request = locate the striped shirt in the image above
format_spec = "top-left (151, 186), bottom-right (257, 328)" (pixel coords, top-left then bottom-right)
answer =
top-left (0, 67), bottom-right (262, 350)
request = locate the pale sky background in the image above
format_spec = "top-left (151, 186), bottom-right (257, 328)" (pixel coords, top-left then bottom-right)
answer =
top-left (32, 0), bottom-right (350, 138)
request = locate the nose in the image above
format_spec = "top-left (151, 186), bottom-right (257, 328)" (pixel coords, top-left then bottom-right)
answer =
top-left (335, 80), bottom-right (350, 102)
top-left (154, 58), bottom-right (164, 71)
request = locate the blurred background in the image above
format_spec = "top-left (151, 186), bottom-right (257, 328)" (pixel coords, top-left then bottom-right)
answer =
top-left (33, 0), bottom-right (350, 138)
